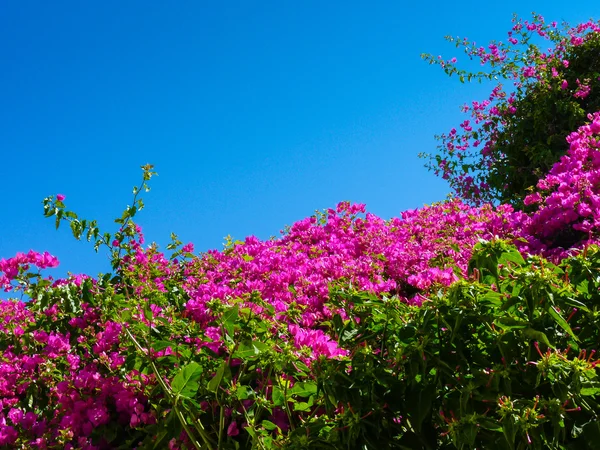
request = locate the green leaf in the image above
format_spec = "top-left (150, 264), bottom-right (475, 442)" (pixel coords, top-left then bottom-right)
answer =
top-left (171, 362), bottom-right (203, 399)
top-left (162, 408), bottom-right (182, 445)
top-left (479, 291), bottom-right (503, 307)
top-left (494, 317), bottom-right (529, 330)
top-left (407, 385), bottom-right (435, 433)
top-left (502, 416), bottom-right (516, 450)
top-left (236, 385), bottom-right (253, 400)
top-left (272, 386), bottom-right (285, 406)
top-left (498, 248), bottom-right (526, 267)
top-left (98, 422), bottom-right (118, 443)
top-left (522, 328), bottom-right (553, 348)
top-left (120, 309), bottom-right (132, 322)
top-left (290, 382), bottom-right (317, 398)
top-left (233, 340), bottom-right (268, 360)
top-left (82, 280), bottom-right (94, 305)
top-left (222, 305), bottom-right (240, 338)
top-left (580, 386), bottom-right (600, 396)
top-left (293, 401), bottom-right (311, 412)
top-left (561, 296), bottom-right (590, 311)
top-left (262, 420), bottom-right (278, 431)
top-left (63, 288), bottom-right (81, 314)
top-left (548, 306), bottom-right (578, 341)
top-left (478, 418), bottom-right (502, 432)
top-left (143, 303), bottom-right (154, 321)
top-left (207, 361), bottom-right (227, 393)
top-left (341, 328), bottom-right (359, 343)
top-left (575, 279), bottom-right (590, 296)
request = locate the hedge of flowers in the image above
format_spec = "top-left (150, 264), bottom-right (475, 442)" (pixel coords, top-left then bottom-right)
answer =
top-left (2, 14), bottom-right (600, 450)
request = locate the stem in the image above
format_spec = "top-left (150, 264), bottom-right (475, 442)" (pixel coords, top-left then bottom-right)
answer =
top-left (124, 327), bottom-right (215, 450)
top-left (281, 376), bottom-right (295, 431)
top-left (174, 403), bottom-right (206, 450)
top-left (380, 299), bottom-right (390, 357)
top-left (218, 402), bottom-right (225, 449)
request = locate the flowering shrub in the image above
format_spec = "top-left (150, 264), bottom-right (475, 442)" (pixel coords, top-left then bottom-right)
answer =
top-left (0, 168), bottom-right (529, 448)
top-left (3, 182), bottom-right (600, 448)
top-left (4, 15), bottom-right (600, 448)
top-left (421, 13), bottom-right (600, 206)
top-left (0, 121), bottom-right (598, 447)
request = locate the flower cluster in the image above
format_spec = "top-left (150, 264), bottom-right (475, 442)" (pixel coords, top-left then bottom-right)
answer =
top-left (179, 199), bottom-right (525, 334)
top-left (0, 297), bottom-right (154, 449)
top-left (523, 112), bottom-right (600, 259)
top-left (0, 251), bottom-right (59, 292)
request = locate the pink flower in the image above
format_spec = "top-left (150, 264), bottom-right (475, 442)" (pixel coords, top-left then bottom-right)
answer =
top-left (182, 243), bottom-right (195, 253)
top-left (571, 36), bottom-right (584, 46)
top-left (574, 79), bottom-right (591, 99)
top-left (289, 324), bottom-right (349, 360)
top-left (524, 192), bottom-right (542, 205)
top-left (56, 194), bottom-right (65, 201)
top-left (7, 408), bottom-right (23, 425)
top-left (227, 421), bottom-right (240, 436)
top-left (0, 425), bottom-right (17, 446)
top-left (45, 332), bottom-right (71, 357)
top-left (86, 405), bottom-right (109, 427)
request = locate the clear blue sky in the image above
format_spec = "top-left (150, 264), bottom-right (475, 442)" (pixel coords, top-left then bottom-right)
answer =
top-left (0, 1), bottom-right (596, 281)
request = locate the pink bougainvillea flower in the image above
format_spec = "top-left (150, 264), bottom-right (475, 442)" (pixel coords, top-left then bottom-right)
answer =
top-left (227, 420), bottom-right (240, 436)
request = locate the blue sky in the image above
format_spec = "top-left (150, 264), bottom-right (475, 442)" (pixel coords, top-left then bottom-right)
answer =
top-left (0, 1), bottom-right (596, 281)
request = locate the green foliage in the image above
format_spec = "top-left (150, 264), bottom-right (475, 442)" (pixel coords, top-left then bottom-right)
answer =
top-left (317, 240), bottom-right (600, 449)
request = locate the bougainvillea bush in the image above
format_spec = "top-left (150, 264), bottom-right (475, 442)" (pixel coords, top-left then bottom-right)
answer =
top-left (3, 16), bottom-right (600, 450)
top-left (421, 14), bottom-right (600, 207)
